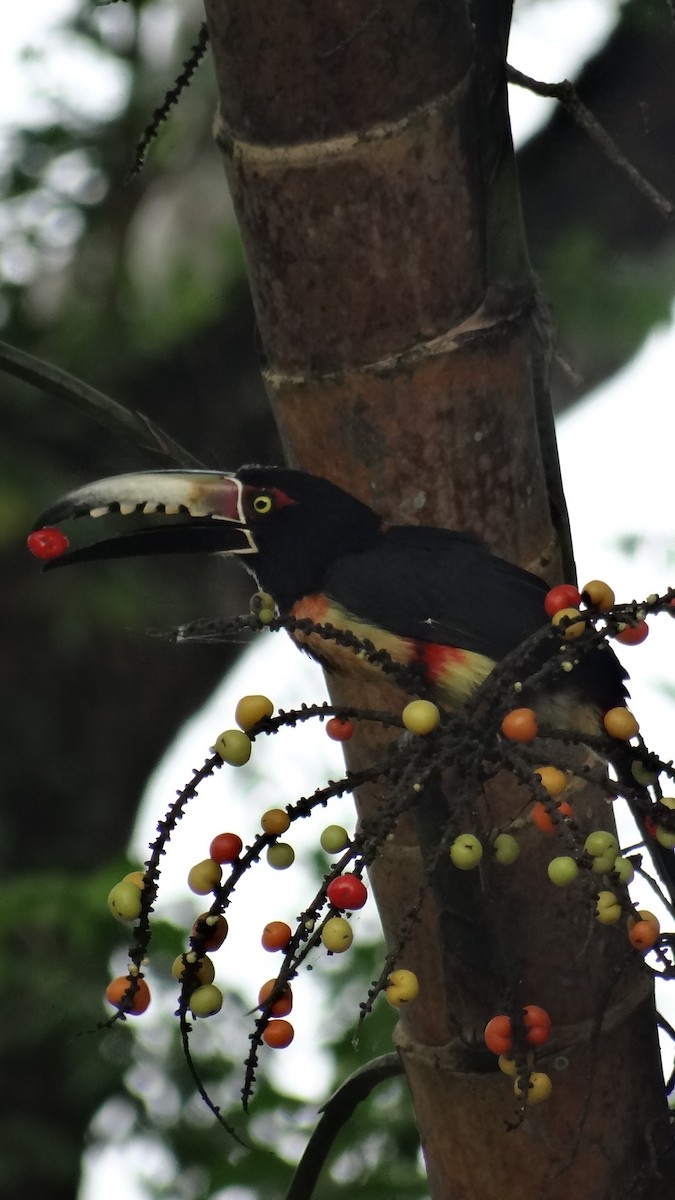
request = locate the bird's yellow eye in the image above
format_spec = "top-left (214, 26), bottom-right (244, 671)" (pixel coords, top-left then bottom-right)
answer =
top-left (253, 494), bottom-right (273, 515)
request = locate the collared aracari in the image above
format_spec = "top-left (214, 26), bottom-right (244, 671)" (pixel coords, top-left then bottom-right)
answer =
top-left (34, 466), bottom-right (675, 892)
top-left (33, 465), bottom-right (626, 722)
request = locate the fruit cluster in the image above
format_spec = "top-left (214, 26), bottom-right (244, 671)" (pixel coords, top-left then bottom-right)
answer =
top-left (97, 580), bottom-right (674, 1127)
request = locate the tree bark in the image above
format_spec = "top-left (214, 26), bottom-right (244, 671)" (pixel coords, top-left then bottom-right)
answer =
top-left (203, 2), bottom-right (670, 1196)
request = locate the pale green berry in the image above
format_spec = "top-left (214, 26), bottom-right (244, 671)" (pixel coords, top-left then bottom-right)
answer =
top-left (494, 833), bottom-right (520, 865)
top-left (214, 729), bottom-right (252, 766)
top-left (612, 856), bottom-right (635, 884)
top-left (320, 825), bottom-right (350, 853)
top-left (266, 843), bottom-right (295, 870)
top-left (450, 834), bottom-right (483, 870)
top-left (190, 984), bottom-right (223, 1017)
top-left (584, 831), bottom-right (619, 860)
top-left (547, 856), bottom-right (579, 886)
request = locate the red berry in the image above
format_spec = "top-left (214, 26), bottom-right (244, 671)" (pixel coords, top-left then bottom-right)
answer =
top-left (615, 621), bottom-right (649, 646)
top-left (27, 527), bottom-right (69, 560)
top-left (326, 874), bottom-right (368, 911)
top-left (326, 717), bottom-right (354, 741)
top-left (523, 1005), bottom-right (551, 1046)
top-left (484, 1014), bottom-right (513, 1055)
top-left (209, 832), bottom-right (243, 863)
top-left (544, 584), bottom-right (581, 618)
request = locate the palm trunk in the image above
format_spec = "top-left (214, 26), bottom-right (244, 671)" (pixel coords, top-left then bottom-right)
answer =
top-left (203, 2), bottom-right (668, 1195)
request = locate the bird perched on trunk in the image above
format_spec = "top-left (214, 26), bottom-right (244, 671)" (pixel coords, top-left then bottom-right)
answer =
top-left (31, 465), bottom-right (675, 900)
top-left (31, 465), bottom-right (627, 726)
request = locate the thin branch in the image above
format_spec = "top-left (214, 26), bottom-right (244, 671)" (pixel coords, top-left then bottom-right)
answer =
top-left (0, 338), bottom-right (201, 467)
top-left (507, 65), bottom-right (675, 221)
top-left (127, 22), bottom-right (210, 179)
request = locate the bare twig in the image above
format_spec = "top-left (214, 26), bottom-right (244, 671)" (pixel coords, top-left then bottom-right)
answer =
top-left (127, 22), bottom-right (210, 179)
top-left (507, 65), bottom-right (675, 221)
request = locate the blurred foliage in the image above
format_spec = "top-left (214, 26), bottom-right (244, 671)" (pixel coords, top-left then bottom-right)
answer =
top-left (3, 0), bottom-right (675, 1197)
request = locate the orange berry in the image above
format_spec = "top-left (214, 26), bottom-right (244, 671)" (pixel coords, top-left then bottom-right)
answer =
top-left (627, 909), bottom-right (660, 934)
top-left (531, 800), bottom-right (574, 834)
top-left (261, 808), bottom-right (291, 835)
top-left (105, 975), bottom-right (151, 1015)
top-left (262, 1019), bottom-right (294, 1048)
top-left (628, 920), bottom-right (659, 952)
top-left (261, 920), bottom-right (292, 952)
top-left (501, 708), bottom-right (538, 743)
top-left (258, 978), bottom-right (293, 1017)
top-left (326, 717), bottom-right (354, 741)
top-left (603, 707), bottom-right (639, 740)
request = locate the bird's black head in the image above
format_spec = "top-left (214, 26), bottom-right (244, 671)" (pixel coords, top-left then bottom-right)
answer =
top-left (30, 466), bottom-right (384, 612)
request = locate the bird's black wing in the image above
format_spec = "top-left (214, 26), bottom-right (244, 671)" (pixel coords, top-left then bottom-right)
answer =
top-left (322, 527), bottom-right (551, 660)
top-left (320, 526), bottom-right (627, 709)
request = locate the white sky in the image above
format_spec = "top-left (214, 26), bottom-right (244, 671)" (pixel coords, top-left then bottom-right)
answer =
top-left (3, 3), bottom-right (674, 1198)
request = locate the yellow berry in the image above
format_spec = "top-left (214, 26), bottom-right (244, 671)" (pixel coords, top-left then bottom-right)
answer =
top-left (321, 916), bottom-right (353, 953)
top-left (123, 870), bottom-right (146, 889)
top-left (187, 858), bottom-right (222, 895)
top-left (107, 881), bottom-right (143, 922)
top-left (534, 765), bottom-right (567, 797)
top-left (235, 694), bottom-right (274, 731)
top-left (171, 954), bottom-right (216, 985)
top-left (581, 579), bottom-right (615, 612)
top-left (551, 607), bottom-right (586, 639)
top-left (401, 700), bottom-right (440, 735)
top-left (514, 1071), bottom-right (552, 1105)
top-left (603, 708), bottom-right (639, 740)
top-left (385, 969), bottom-right (420, 1006)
